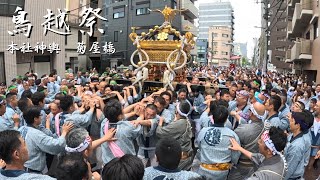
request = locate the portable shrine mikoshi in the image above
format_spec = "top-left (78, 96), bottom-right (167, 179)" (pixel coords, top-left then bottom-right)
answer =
top-left (128, 6), bottom-right (195, 92)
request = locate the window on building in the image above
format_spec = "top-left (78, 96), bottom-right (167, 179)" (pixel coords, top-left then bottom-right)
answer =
top-left (314, 21), bottom-right (319, 39)
top-left (112, 0), bottom-right (124, 2)
top-left (222, 51), bottom-right (228, 55)
top-left (0, 52), bottom-right (6, 84)
top-left (212, 33), bottom-right (218, 37)
top-left (63, 27), bottom-right (68, 45)
top-left (78, 31), bottom-right (82, 42)
top-left (277, 27), bottom-right (286, 32)
top-left (0, 0), bottom-right (25, 16)
top-left (113, 11), bottom-right (125, 19)
top-left (91, 0), bottom-right (98, 9)
top-left (113, 7), bottom-right (125, 19)
top-left (275, 56), bottom-right (284, 61)
top-left (277, 37), bottom-right (286, 41)
top-left (89, 36), bottom-right (97, 48)
top-left (275, 47), bottom-right (285, 51)
top-left (136, 7), bottom-right (149, 16)
top-left (213, 51), bottom-right (218, 55)
top-left (306, 31), bottom-right (310, 40)
top-left (171, 0), bottom-right (177, 9)
top-left (222, 34), bottom-right (229, 38)
top-left (114, 31), bottom-right (118, 42)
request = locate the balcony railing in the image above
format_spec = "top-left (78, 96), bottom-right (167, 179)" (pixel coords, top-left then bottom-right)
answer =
top-left (300, 0), bottom-right (313, 21)
top-left (285, 49), bottom-right (292, 63)
top-left (292, 3), bottom-right (301, 29)
top-left (67, 14), bottom-right (82, 25)
top-left (290, 38), bottom-right (312, 62)
top-left (291, 1), bottom-right (313, 38)
top-left (287, 20), bottom-right (292, 32)
top-left (181, 0), bottom-right (198, 19)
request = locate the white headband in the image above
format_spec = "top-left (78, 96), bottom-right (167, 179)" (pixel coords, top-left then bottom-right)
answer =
top-left (41, 76), bottom-right (48, 81)
top-left (176, 102), bottom-right (189, 117)
top-left (249, 104), bottom-right (267, 120)
top-left (65, 136), bottom-right (91, 153)
top-left (261, 130), bottom-right (279, 155)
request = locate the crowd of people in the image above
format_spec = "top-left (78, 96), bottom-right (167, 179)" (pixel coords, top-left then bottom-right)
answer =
top-left (0, 66), bottom-right (319, 180)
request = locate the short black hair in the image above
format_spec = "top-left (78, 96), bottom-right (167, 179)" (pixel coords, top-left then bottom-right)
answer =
top-left (292, 112), bottom-right (309, 132)
top-left (220, 89), bottom-right (230, 97)
top-left (35, 79), bottom-right (41, 86)
top-left (251, 88), bottom-right (260, 94)
top-left (23, 106), bottom-right (42, 125)
top-left (31, 92), bottom-right (45, 106)
top-left (310, 98), bottom-right (317, 104)
top-left (103, 99), bottom-right (122, 123)
top-left (21, 90), bottom-right (33, 99)
top-left (6, 92), bottom-right (17, 102)
top-left (0, 130), bottom-right (22, 164)
top-left (55, 153), bottom-right (89, 180)
top-left (178, 100), bottom-right (191, 116)
top-left (37, 86), bottom-right (46, 93)
top-left (154, 96), bottom-right (166, 107)
top-left (146, 104), bottom-right (157, 112)
top-left (237, 81), bottom-right (244, 87)
top-left (60, 95), bottom-right (74, 112)
top-left (269, 95), bottom-right (282, 112)
top-left (244, 81), bottom-right (251, 89)
top-left (55, 92), bottom-right (66, 101)
top-left (101, 154), bottom-right (144, 180)
top-left (296, 101), bottom-right (305, 110)
top-left (191, 85), bottom-right (200, 93)
top-left (18, 97), bottom-right (31, 113)
top-left (178, 88), bottom-right (188, 95)
top-left (302, 110), bottom-right (314, 129)
top-left (212, 105), bottom-right (228, 124)
top-left (271, 88), bottom-right (280, 94)
top-left (160, 91), bottom-right (172, 101)
top-left (268, 127), bottom-right (287, 152)
top-left (166, 89), bottom-right (177, 101)
top-left (217, 99), bottom-right (229, 108)
top-left (209, 101), bottom-right (217, 116)
top-left (155, 138), bottom-right (181, 170)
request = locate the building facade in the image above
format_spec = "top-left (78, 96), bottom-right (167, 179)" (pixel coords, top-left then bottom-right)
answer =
top-left (0, 0), bottom-right (66, 85)
top-left (101, 0), bottom-right (198, 68)
top-left (286, 0), bottom-right (319, 83)
top-left (198, 1), bottom-right (234, 40)
top-left (0, 0), bottom-right (100, 85)
top-left (197, 1), bottom-right (234, 66)
top-left (196, 39), bottom-right (208, 64)
top-left (268, 0), bottom-right (291, 72)
top-left (233, 43), bottom-right (247, 57)
top-left (252, 38), bottom-right (261, 68)
top-left (208, 26), bottom-right (233, 66)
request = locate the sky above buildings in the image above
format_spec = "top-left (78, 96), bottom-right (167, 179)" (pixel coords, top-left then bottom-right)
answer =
top-left (195, 0), bottom-right (262, 58)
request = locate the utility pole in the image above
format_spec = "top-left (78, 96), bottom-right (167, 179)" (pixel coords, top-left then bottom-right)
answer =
top-left (262, 0), bottom-right (270, 75)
